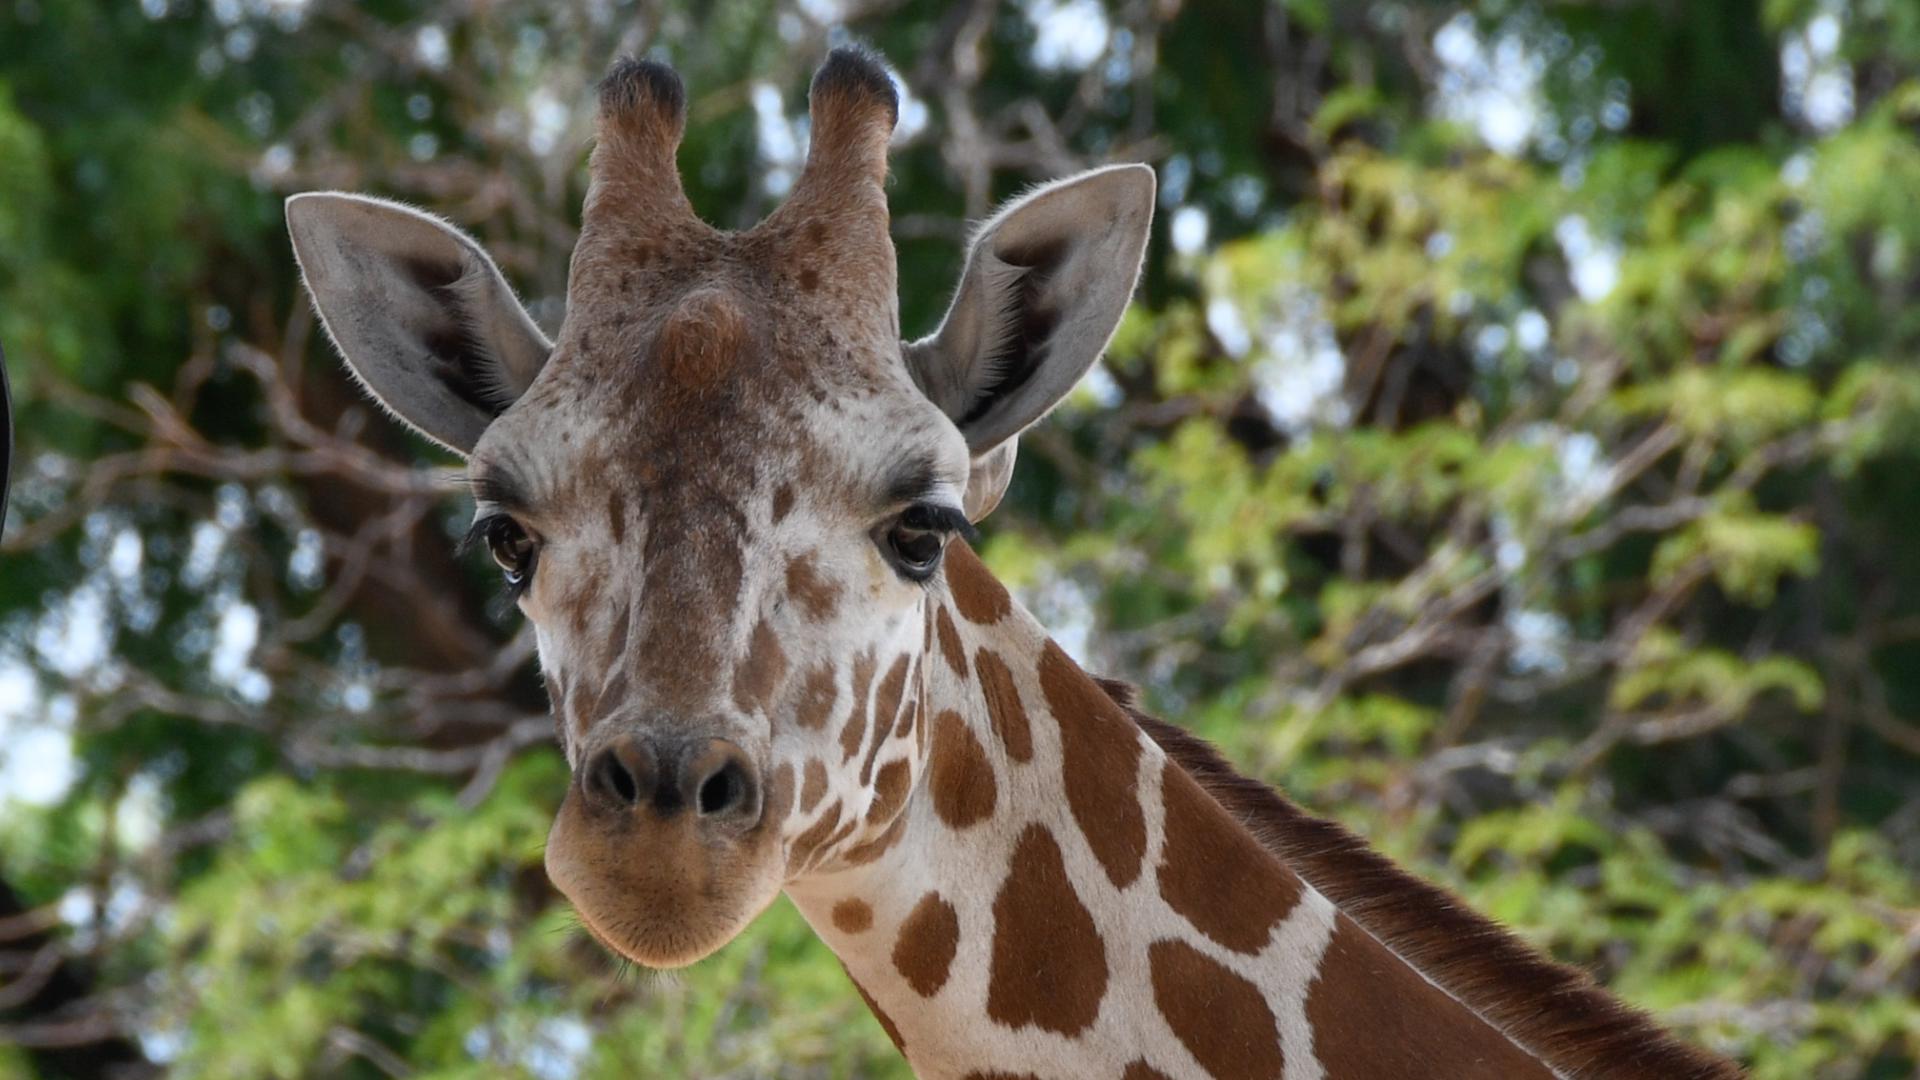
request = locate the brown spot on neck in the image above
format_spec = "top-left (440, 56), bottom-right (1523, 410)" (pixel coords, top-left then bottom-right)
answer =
top-left (1149, 938), bottom-right (1283, 1079)
top-left (830, 897), bottom-right (873, 934)
top-left (986, 825), bottom-right (1107, 1036)
top-left (1306, 914), bottom-right (1557, 1078)
top-left (934, 606), bottom-right (969, 678)
top-left (944, 542), bottom-right (1013, 624)
top-left (1038, 641), bottom-right (1147, 889)
top-left (1158, 759), bottom-right (1302, 953)
top-left (927, 709), bottom-right (997, 828)
top-left (867, 758), bottom-right (911, 826)
top-left (975, 647), bottom-right (1032, 762)
top-left (771, 483), bottom-right (796, 523)
top-left (891, 892), bottom-right (960, 997)
top-left (1123, 1064), bottom-right (1173, 1080)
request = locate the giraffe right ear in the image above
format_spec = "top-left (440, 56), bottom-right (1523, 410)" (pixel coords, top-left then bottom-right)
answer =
top-left (905, 164), bottom-right (1154, 518)
top-left (286, 192), bottom-right (552, 457)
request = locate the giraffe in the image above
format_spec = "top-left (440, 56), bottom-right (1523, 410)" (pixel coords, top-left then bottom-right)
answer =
top-left (286, 47), bottom-right (1742, 1080)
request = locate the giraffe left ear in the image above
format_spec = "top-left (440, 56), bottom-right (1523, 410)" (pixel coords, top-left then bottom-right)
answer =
top-left (906, 163), bottom-right (1155, 463)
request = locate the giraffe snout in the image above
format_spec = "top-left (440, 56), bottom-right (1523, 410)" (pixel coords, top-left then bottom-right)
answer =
top-left (581, 733), bottom-right (763, 829)
top-left (547, 727), bottom-right (783, 969)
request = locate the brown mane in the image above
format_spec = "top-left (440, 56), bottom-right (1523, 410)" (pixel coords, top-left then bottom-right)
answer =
top-left (1095, 677), bottom-right (1744, 1080)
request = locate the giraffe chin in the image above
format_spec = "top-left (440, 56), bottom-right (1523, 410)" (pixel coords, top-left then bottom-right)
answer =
top-left (543, 791), bottom-right (784, 970)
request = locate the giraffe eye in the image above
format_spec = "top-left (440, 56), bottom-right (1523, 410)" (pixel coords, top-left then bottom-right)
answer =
top-left (878, 503), bottom-right (967, 582)
top-left (483, 516), bottom-right (538, 588)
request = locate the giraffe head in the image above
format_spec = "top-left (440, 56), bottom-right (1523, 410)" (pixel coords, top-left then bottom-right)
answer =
top-left (287, 48), bottom-right (1153, 968)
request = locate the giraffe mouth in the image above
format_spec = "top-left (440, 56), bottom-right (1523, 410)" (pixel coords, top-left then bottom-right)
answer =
top-left (544, 783), bottom-right (784, 969)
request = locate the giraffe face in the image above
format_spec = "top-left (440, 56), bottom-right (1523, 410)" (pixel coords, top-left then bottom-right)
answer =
top-left (467, 273), bottom-right (973, 966)
top-left (287, 49), bottom-right (1154, 969)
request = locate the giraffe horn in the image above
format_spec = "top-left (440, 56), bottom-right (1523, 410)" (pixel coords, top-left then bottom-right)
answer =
top-left (790, 45), bottom-right (897, 199)
top-left (585, 57), bottom-right (698, 234)
top-left (767, 47), bottom-right (899, 231)
top-left (761, 46), bottom-right (900, 328)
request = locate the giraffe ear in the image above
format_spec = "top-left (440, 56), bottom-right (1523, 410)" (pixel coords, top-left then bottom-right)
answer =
top-left (905, 163), bottom-right (1155, 458)
top-left (287, 192), bottom-right (552, 457)
top-left (961, 441), bottom-right (1016, 522)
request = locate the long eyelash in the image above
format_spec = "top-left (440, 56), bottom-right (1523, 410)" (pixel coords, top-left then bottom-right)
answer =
top-left (915, 503), bottom-right (980, 544)
top-left (458, 515), bottom-right (498, 557)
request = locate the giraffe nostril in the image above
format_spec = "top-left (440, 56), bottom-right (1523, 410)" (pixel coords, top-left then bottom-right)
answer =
top-left (698, 761), bottom-right (745, 815)
top-left (688, 741), bottom-right (761, 824)
top-left (606, 759), bottom-right (638, 804)
top-left (584, 735), bottom-right (657, 811)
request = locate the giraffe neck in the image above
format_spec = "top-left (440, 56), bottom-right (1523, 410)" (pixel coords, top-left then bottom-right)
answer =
top-left (783, 546), bottom-right (1563, 1080)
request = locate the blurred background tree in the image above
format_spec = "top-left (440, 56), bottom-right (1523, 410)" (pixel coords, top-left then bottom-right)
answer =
top-left (2, 0), bottom-right (1918, 1076)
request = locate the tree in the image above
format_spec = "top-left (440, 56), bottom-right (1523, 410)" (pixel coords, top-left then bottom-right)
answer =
top-left (1, 0), bottom-right (1916, 1075)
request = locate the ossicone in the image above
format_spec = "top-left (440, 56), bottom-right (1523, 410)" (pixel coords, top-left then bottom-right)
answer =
top-left (793, 44), bottom-right (898, 191)
top-left (596, 57), bottom-right (687, 145)
top-left (581, 55), bottom-right (703, 254)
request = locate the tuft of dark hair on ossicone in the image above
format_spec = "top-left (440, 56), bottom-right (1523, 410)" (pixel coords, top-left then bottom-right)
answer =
top-left (598, 57), bottom-right (687, 120)
top-left (809, 43), bottom-right (898, 124)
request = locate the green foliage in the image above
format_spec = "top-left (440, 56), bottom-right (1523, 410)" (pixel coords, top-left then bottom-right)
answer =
top-left (3, 0), bottom-right (1919, 1076)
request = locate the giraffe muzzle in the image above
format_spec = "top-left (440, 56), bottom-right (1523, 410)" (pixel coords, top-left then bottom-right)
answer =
top-left (547, 727), bottom-right (784, 969)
